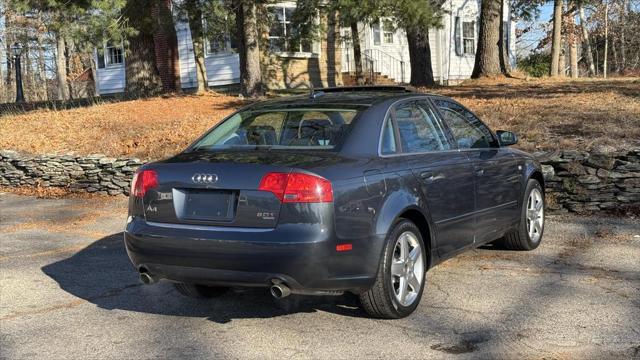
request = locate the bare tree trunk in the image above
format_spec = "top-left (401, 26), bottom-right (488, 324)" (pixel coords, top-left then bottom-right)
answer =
top-left (550, 0), bottom-right (563, 76)
top-left (619, 1), bottom-right (627, 72)
top-left (570, 40), bottom-right (578, 78)
top-left (124, 0), bottom-right (163, 97)
top-left (559, 50), bottom-right (566, 77)
top-left (25, 46), bottom-right (34, 101)
top-left (578, 4), bottom-right (596, 76)
top-left (184, 0), bottom-right (208, 92)
top-left (5, 39), bottom-right (14, 102)
top-left (236, 1), bottom-right (263, 97)
top-left (65, 38), bottom-right (75, 99)
top-left (603, 0), bottom-right (608, 78)
top-left (350, 21), bottom-right (364, 85)
top-left (472, 0), bottom-right (504, 78)
top-left (0, 48), bottom-right (5, 103)
top-left (56, 33), bottom-right (70, 100)
top-left (406, 28), bottom-right (435, 87)
top-left (612, 35), bottom-right (619, 73)
top-left (36, 31), bottom-right (48, 101)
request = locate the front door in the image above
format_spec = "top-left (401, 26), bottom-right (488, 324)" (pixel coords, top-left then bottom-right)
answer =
top-left (432, 98), bottom-right (521, 243)
top-left (389, 100), bottom-right (476, 256)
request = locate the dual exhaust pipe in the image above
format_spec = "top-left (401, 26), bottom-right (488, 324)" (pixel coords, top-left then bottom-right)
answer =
top-left (139, 268), bottom-right (293, 299)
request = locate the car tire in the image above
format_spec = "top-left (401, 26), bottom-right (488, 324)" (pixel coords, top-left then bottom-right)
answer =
top-left (359, 219), bottom-right (427, 319)
top-left (499, 179), bottom-right (545, 251)
top-left (173, 283), bottom-right (228, 299)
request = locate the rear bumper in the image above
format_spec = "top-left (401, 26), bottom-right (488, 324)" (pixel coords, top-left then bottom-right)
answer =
top-left (124, 216), bottom-right (382, 292)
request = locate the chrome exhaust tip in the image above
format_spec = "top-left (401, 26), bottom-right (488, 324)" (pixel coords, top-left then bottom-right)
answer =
top-left (270, 283), bottom-right (291, 299)
top-left (139, 272), bottom-right (156, 285)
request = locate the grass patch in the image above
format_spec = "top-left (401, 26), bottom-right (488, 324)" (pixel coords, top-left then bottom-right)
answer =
top-left (430, 77), bottom-right (640, 152)
top-left (1, 78), bottom-right (638, 160)
top-left (0, 92), bottom-right (246, 160)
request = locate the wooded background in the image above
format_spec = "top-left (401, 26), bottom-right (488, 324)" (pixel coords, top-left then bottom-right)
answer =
top-left (0, 0), bottom-right (638, 104)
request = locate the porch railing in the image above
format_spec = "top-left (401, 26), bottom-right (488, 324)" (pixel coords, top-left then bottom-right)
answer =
top-left (343, 47), bottom-right (407, 84)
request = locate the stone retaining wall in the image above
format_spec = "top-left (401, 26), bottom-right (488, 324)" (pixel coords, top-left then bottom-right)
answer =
top-left (0, 150), bottom-right (141, 196)
top-left (1, 148), bottom-right (639, 212)
top-left (537, 147), bottom-right (640, 212)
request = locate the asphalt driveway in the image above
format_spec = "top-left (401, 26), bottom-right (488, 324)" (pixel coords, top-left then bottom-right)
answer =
top-left (1, 192), bottom-right (639, 359)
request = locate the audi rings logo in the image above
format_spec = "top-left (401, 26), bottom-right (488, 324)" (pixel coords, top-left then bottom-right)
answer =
top-left (191, 173), bottom-right (218, 184)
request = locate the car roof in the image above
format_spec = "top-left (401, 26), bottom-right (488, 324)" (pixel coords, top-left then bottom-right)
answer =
top-left (248, 87), bottom-right (436, 109)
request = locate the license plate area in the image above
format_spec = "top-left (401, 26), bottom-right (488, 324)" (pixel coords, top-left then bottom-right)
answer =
top-left (174, 189), bottom-right (236, 222)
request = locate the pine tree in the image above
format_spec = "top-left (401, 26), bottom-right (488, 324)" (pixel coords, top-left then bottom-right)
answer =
top-left (386, 0), bottom-right (442, 87)
top-left (235, 0), bottom-right (263, 97)
top-left (472, 0), bottom-right (506, 78)
top-left (123, 0), bottom-right (168, 97)
top-left (6, 0), bottom-right (133, 100)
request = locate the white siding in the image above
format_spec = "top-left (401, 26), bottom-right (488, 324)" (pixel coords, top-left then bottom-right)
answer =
top-left (341, 0), bottom-right (484, 84)
top-left (176, 10), bottom-right (240, 88)
top-left (341, 23), bottom-right (412, 83)
top-left (504, 0), bottom-right (517, 68)
top-left (94, 49), bottom-right (125, 95)
top-left (205, 53), bottom-right (240, 86)
top-left (94, 18), bottom-right (242, 94)
top-left (175, 20), bottom-right (198, 89)
top-left (442, 0), bottom-right (480, 82)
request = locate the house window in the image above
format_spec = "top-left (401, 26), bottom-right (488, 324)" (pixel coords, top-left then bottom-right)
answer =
top-left (372, 22), bottom-right (381, 46)
top-left (383, 22), bottom-right (394, 44)
top-left (462, 21), bottom-right (475, 55)
top-left (204, 16), bottom-right (237, 56)
top-left (454, 17), bottom-right (475, 56)
top-left (268, 5), bottom-right (312, 54)
top-left (97, 44), bottom-right (124, 69)
top-left (372, 20), bottom-right (393, 45)
top-left (208, 35), bottom-right (237, 55)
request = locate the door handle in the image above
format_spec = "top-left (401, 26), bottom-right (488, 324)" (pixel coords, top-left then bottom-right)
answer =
top-left (476, 169), bottom-right (485, 176)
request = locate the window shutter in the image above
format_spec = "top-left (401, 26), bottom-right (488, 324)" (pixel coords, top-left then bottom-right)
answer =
top-left (372, 22), bottom-right (381, 46)
top-left (97, 50), bottom-right (105, 69)
top-left (454, 17), bottom-right (462, 56)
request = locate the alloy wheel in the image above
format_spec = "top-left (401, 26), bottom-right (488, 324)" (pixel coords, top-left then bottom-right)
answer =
top-left (390, 231), bottom-right (424, 307)
top-left (526, 188), bottom-right (544, 243)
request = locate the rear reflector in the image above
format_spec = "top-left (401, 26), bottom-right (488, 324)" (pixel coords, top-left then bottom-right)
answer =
top-left (336, 243), bottom-right (353, 252)
top-left (131, 169), bottom-right (158, 198)
top-left (258, 172), bottom-right (333, 203)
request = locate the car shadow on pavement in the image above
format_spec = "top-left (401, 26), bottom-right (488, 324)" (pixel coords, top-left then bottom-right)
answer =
top-left (41, 232), bottom-right (369, 323)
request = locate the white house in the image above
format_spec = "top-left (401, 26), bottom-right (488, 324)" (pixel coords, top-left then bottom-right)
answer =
top-left (342, 0), bottom-right (517, 84)
top-left (94, 16), bottom-right (240, 95)
top-left (93, 0), bottom-right (517, 94)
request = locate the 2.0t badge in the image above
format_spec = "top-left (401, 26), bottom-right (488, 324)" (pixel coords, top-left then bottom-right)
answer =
top-left (191, 173), bottom-right (218, 184)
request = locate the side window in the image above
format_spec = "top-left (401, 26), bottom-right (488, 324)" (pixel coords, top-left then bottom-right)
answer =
top-left (394, 102), bottom-right (451, 153)
top-left (380, 116), bottom-right (397, 155)
top-left (433, 99), bottom-right (498, 149)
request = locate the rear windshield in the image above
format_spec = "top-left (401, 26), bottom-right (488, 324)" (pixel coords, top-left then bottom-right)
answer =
top-left (189, 106), bottom-right (363, 151)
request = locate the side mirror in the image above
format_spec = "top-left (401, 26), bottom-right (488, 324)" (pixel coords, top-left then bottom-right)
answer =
top-left (497, 130), bottom-right (518, 146)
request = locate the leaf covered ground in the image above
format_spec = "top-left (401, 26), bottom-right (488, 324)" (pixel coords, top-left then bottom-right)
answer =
top-left (1, 78), bottom-right (638, 160)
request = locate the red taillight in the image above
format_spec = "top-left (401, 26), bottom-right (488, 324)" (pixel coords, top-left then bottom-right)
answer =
top-left (336, 243), bottom-right (352, 252)
top-left (257, 173), bottom-right (289, 201)
top-left (258, 172), bottom-right (333, 203)
top-left (131, 169), bottom-right (158, 198)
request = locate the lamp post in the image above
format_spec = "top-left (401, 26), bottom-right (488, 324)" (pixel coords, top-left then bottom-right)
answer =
top-left (11, 42), bottom-right (25, 103)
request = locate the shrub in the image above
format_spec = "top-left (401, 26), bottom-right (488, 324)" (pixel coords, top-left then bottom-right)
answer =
top-left (517, 52), bottom-right (551, 78)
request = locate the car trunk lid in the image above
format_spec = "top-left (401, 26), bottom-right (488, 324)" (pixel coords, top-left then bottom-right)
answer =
top-left (140, 150), bottom-right (341, 228)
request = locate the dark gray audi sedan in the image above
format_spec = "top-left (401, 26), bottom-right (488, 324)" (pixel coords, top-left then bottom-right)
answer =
top-left (124, 86), bottom-right (545, 318)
